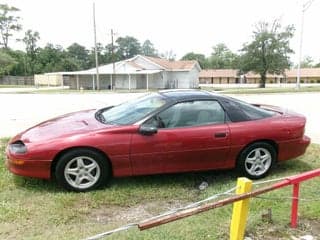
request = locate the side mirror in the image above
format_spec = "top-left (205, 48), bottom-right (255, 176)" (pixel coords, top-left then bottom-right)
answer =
top-left (139, 125), bottom-right (158, 135)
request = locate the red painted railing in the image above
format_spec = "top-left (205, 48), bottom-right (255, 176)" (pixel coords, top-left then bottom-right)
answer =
top-left (269, 168), bottom-right (320, 228)
top-left (139, 168), bottom-right (320, 230)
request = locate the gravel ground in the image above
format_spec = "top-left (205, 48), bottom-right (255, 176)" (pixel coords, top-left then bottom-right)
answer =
top-left (0, 92), bottom-right (319, 143)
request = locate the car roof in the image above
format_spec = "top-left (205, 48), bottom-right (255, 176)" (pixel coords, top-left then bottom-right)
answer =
top-left (159, 89), bottom-right (222, 101)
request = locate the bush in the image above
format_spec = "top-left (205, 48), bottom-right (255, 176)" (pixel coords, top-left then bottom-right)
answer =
top-left (317, 79), bottom-right (320, 83)
top-left (310, 80), bottom-right (315, 83)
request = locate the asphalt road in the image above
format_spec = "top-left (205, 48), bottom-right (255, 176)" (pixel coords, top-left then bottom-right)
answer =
top-left (0, 92), bottom-right (319, 143)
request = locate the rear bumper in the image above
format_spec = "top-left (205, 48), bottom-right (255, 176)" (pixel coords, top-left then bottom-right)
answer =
top-left (5, 152), bottom-right (51, 179)
top-left (278, 135), bottom-right (311, 161)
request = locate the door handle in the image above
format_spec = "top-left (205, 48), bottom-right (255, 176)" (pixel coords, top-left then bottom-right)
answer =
top-left (214, 132), bottom-right (227, 138)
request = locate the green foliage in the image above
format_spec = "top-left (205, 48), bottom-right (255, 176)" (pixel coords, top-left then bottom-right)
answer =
top-left (209, 43), bottom-right (239, 69)
top-left (104, 43), bottom-right (122, 63)
top-left (88, 42), bottom-right (113, 67)
top-left (22, 29), bottom-right (40, 75)
top-left (181, 52), bottom-right (207, 69)
top-left (142, 39), bottom-right (158, 57)
top-left (0, 34), bottom-right (162, 76)
top-left (116, 36), bottom-right (142, 59)
top-left (299, 56), bottom-right (314, 68)
top-left (36, 44), bottom-right (72, 73)
top-left (5, 49), bottom-right (26, 75)
top-left (180, 44), bottom-right (240, 70)
top-left (240, 20), bottom-right (295, 88)
top-left (0, 4), bottom-right (22, 48)
top-left (67, 42), bottom-right (89, 70)
top-left (0, 49), bottom-right (16, 75)
top-left (0, 4), bottom-right (310, 81)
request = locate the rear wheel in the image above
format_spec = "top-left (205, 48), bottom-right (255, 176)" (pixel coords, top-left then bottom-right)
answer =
top-left (237, 142), bottom-right (276, 179)
top-left (55, 149), bottom-right (110, 192)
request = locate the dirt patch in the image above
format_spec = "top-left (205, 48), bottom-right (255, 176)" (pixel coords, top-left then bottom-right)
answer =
top-left (246, 219), bottom-right (320, 240)
top-left (300, 219), bottom-right (320, 237)
top-left (89, 200), bottom-right (187, 224)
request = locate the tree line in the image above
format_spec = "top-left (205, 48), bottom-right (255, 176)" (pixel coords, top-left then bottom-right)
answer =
top-left (0, 4), bottom-right (161, 77)
top-left (1, 3), bottom-right (320, 88)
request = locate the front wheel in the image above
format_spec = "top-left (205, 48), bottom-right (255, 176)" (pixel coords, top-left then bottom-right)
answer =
top-left (237, 142), bottom-right (276, 179)
top-left (55, 149), bottom-right (110, 192)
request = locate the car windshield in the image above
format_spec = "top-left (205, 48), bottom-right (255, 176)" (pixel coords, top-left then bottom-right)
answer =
top-left (98, 93), bottom-right (167, 125)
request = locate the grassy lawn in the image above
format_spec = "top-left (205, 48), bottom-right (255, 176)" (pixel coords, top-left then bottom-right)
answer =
top-left (2, 84), bottom-right (320, 94)
top-left (201, 85), bottom-right (320, 94)
top-left (34, 89), bottom-right (156, 94)
top-left (1, 88), bottom-right (155, 94)
top-left (0, 138), bottom-right (319, 240)
top-left (0, 85), bottom-right (34, 88)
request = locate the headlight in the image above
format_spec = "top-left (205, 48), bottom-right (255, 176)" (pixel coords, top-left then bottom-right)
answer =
top-left (9, 141), bottom-right (27, 154)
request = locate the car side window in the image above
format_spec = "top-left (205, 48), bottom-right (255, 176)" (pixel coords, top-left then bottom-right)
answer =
top-left (144, 100), bottom-right (225, 128)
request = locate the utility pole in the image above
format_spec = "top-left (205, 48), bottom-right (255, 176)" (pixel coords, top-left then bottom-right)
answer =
top-left (110, 29), bottom-right (116, 90)
top-left (93, 2), bottom-right (100, 90)
top-left (297, 0), bottom-right (316, 89)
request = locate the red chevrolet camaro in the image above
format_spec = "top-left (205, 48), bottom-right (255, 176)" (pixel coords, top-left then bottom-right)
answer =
top-left (6, 90), bottom-right (310, 191)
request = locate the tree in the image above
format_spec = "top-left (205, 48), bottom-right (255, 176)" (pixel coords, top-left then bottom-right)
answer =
top-left (141, 39), bottom-right (157, 56)
top-left (116, 36), bottom-right (141, 59)
top-left (181, 52), bottom-right (207, 69)
top-left (299, 56), bottom-right (314, 68)
top-left (240, 20), bottom-right (294, 88)
top-left (0, 49), bottom-right (16, 75)
top-left (0, 4), bottom-right (22, 48)
top-left (36, 44), bottom-right (71, 73)
top-left (209, 43), bottom-right (238, 69)
top-left (6, 49), bottom-right (27, 76)
top-left (67, 43), bottom-right (89, 69)
top-left (104, 43), bottom-right (121, 63)
top-left (160, 50), bottom-right (176, 61)
top-left (88, 42), bottom-right (108, 68)
top-left (22, 30), bottom-right (40, 75)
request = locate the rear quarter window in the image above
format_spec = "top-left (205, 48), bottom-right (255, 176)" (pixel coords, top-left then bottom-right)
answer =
top-left (220, 98), bottom-right (275, 122)
top-left (236, 101), bottom-right (275, 120)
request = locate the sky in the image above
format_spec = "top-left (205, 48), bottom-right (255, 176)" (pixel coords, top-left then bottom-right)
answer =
top-left (4, 0), bottom-right (320, 64)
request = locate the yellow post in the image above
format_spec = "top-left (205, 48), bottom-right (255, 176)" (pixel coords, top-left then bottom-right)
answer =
top-left (230, 177), bottom-right (253, 240)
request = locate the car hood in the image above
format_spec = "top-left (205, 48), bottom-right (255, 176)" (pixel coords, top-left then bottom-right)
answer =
top-left (14, 109), bottom-right (109, 143)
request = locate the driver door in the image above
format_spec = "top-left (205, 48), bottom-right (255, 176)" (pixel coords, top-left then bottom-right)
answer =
top-left (130, 100), bottom-right (231, 175)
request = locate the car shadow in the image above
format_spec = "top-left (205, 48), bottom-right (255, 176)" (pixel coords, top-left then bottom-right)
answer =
top-left (12, 175), bottom-right (61, 192)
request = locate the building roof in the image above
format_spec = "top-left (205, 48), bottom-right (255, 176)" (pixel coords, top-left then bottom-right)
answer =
top-left (199, 68), bottom-right (320, 78)
top-left (143, 56), bottom-right (199, 71)
top-left (285, 68), bottom-right (320, 78)
top-left (245, 72), bottom-right (281, 79)
top-left (199, 69), bottom-right (239, 78)
top-left (45, 55), bottom-right (200, 76)
top-left (127, 61), bottom-right (145, 70)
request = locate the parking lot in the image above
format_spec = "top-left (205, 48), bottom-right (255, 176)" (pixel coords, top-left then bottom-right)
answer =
top-left (0, 92), bottom-right (319, 143)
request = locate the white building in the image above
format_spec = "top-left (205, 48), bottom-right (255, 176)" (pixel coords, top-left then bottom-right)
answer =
top-left (34, 55), bottom-right (201, 90)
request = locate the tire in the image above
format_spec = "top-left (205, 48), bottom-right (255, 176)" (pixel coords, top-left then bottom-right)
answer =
top-left (237, 142), bottom-right (276, 179)
top-left (55, 148), bottom-right (110, 192)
